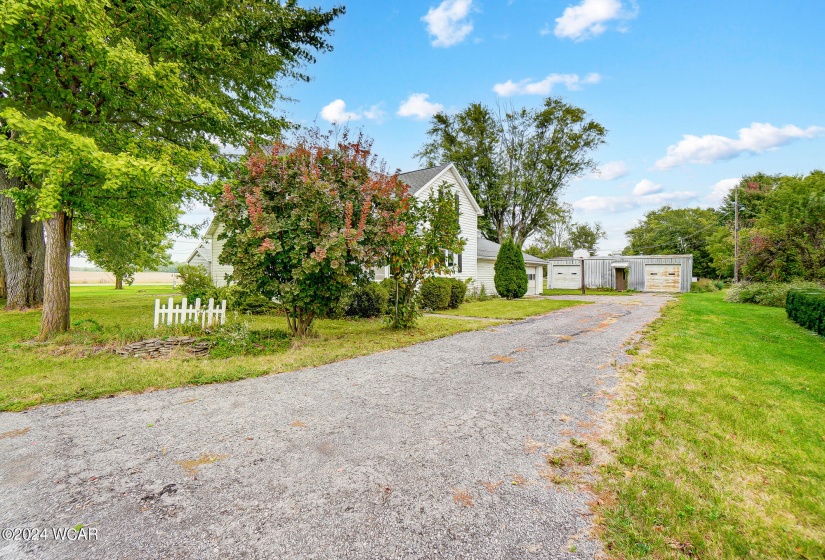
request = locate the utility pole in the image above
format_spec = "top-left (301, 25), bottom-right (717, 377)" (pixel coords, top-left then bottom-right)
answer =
top-left (733, 185), bottom-right (739, 283)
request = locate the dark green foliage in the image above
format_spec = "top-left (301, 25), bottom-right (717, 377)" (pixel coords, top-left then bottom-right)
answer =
top-left (447, 279), bottom-right (467, 309)
top-left (494, 239), bottom-right (528, 299)
top-left (724, 281), bottom-right (823, 307)
top-left (379, 278), bottom-right (397, 309)
top-left (347, 283), bottom-right (389, 318)
top-left (177, 264), bottom-right (214, 301)
top-left (786, 289), bottom-right (825, 336)
top-left (420, 278), bottom-right (452, 311)
top-left (625, 206), bottom-right (721, 278)
top-left (178, 264), bottom-right (277, 314)
top-left (231, 290), bottom-right (279, 315)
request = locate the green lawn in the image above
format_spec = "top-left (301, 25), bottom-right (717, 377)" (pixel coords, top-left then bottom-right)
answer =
top-left (0, 285), bottom-right (496, 412)
top-left (597, 291), bottom-right (825, 559)
top-left (543, 288), bottom-right (634, 296)
top-left (439, 297), bottom-right (589, 319)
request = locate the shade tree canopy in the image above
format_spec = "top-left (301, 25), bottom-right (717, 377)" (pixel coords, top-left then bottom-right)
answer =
top-left (417, 97), bottom-right (606, 247)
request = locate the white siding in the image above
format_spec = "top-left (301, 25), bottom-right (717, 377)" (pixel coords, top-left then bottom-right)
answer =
top-left (209, 224), bottom-right (233, 287)
top-left (476, 259), bottom-right (497, 296)
top-left (476, 260), bottom-right (543, 296)
top-left (186, 253), bottom-right (211, 276)
top-left (414, 167), bottom-right (479, 285)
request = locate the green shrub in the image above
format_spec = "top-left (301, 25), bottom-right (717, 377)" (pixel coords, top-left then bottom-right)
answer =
top-left (494, 238), bottom-right (528, 299)
top-left (447, 278), bottom-right (467, 309)
top-left (786, 288), bottom-right (825, 336)
top-left (177, 264), bottom-right (214, 301)
top-left (724, 281), bottom-right (823, 307)
top-left (691, 278), bottom-right (719, 293)
top-left (347, 283), bottom-right (389, 318)
top-left (420, 278), bottom-right (451, 310)
top-left (232, 290), bottom-right (280, 315)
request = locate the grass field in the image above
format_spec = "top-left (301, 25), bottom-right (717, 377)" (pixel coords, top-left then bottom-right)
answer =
top-left (597, 291), bottom-right (825, 559)
top-left (439, 297), bottom-right (589, 319)
top-left (0, 286), bottom-right (497, 412)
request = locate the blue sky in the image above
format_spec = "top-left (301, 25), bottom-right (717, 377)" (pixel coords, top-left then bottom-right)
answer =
top-left (160, 0), bottom-right (825, 262)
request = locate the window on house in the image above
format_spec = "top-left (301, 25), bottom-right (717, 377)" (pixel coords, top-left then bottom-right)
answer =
top-left (528, 274), bottom-right (535, 280)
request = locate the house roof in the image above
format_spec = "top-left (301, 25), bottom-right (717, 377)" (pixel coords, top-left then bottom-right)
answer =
top-left (476, 234), bottom-right (547, 265)
top-left (397, 163), bottom-right (483, 215)
top-left (185, 241), bottom-right (212, 264)
top-left (397, 164), bottom-right (452, 194)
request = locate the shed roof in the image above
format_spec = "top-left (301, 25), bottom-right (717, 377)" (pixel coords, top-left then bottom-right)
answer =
top-left (548, 254), bottom-right (693, 261)
top-left (477, 234), bottom-right (547, 265)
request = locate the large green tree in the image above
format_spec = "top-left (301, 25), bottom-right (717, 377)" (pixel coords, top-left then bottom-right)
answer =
top-left (739, 171), bottom-right (825, 281)
top-left (0, 0), bottom-right (342, 337)
top-left (624, 206), bottom-right (720, 278)
top-left (525, 203), bottom-right (605, 258)
top-left (417, 97), bottom-right (606, 246)
top-left (72, 206), bottom-right (179, 289)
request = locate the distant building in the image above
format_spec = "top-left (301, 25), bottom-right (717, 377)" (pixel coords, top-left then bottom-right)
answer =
top-left (547, 254), bottom-right (693, 292)
top-left (184, 241), bottom-right (212, 276)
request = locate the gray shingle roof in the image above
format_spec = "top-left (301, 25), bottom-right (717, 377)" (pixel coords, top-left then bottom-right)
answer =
top-left (397, 163), bottom-right (451, 194)
top-left (477, 234), bottom-right (547, 265)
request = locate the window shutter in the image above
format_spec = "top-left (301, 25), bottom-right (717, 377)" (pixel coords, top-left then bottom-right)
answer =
top-left (458, 253), bottom-right (463, 273)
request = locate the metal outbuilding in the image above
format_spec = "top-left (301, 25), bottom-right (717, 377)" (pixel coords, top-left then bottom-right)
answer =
top-left (547, 254), bottom-right (694, 293)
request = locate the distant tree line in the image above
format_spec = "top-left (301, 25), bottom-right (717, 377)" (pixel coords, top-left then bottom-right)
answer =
top-left (623, 171), bottom-right (825, 282)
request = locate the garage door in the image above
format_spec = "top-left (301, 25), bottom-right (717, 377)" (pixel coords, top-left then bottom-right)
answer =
top-left (551, 265), bottom-right (581, 289)
top-left (644, 264), bottom-right (681, 292)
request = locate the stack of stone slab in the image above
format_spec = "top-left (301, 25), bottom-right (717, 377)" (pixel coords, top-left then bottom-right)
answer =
top-left (116, 337), bottom-right (212, 358)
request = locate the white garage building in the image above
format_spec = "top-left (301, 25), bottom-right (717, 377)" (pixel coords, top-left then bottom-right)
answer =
top-left (547, 255), bottom-right (693, 293)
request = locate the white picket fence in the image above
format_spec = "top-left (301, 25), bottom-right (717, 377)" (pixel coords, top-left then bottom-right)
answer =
top-left (154, 297), bottom-right (226, 328)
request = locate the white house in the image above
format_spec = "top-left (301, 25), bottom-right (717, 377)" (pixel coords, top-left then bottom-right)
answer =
top-left (190, 163), bottom-right (546, 296)
top-left (184, 241), bottom-right (212, 276)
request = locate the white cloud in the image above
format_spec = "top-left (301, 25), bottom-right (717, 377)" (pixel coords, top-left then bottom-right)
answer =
top-left (362, 103), bottom-right (387, 123)
top-left (631, 179), bottom-right (662, 196)
top-left (493, 72), bottom-right (601, 96)
top-left (422, 0), bottom-right (474, 47)
top-left (320, 99), bottom-right (385, 124)
top-left (320, 99), bottom-right (361, 124)
top-left (573, 189), bottom-right (697, 213)
top-left (655, 122), bottom-right (825, 170)
top-left (580, 160), bottom-right (629, 181)
top-left (397, 93), bottom-right (444, 120)
top-left (706, 178), bottom-right (740, 204)
top-left (554, 0), bottom-right (638, 41)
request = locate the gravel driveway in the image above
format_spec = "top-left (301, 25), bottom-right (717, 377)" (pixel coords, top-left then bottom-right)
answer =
top-left (0, 294), bottom-right (669, 559)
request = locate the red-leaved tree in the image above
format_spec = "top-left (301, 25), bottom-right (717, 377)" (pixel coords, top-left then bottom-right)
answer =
top-left (216, 130), bottom-right (409, 337)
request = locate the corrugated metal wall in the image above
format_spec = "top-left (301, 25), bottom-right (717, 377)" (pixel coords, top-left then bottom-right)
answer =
top-left (547, 255), bottom-right (693, 292)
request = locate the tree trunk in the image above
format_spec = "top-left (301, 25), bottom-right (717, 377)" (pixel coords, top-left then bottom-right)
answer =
top-left (24, 211), bottom-right (45, 303)
top-left (1, 168), bottom-right (45, 309)
top-left (0, 247), bottom-right (5, 300)
top-left (40, 211), bottom-right (72, 339)
top-left (115, 275), bottom-right (123, 290)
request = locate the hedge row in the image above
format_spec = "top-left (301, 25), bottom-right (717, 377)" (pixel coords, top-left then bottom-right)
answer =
top-left (786, 288), bottom-right (825, 336)
top-left (420, 278), bottom-right (466, 311)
